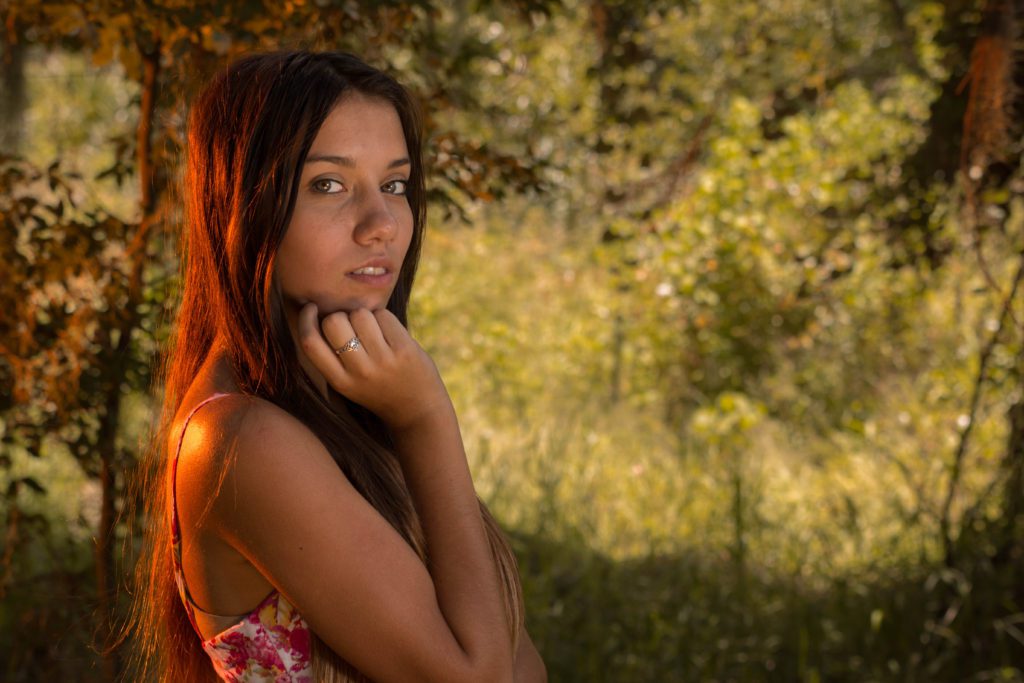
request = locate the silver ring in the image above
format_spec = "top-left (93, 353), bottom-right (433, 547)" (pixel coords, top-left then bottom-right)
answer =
top-left (333, 337), bottom-right (362, 355)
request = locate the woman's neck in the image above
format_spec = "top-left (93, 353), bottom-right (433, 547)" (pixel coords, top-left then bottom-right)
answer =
top-left (207, 320), bottom-right (331, 402)
top-left (202, 338), bottom-right (243, 394)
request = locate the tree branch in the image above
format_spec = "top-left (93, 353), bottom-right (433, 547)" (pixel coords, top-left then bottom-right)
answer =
top-left (939, 249), bottom-right (1024, 566)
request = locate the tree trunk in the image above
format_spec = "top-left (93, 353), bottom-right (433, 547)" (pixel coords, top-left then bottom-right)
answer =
top-left (94, 402), bottom-right (121, 681)
top-left (731, 456), bottom-right (746, 598)
top-left (93, 45), bottom-right (161, 681)
top-left (0, 34), bottom-right (27, 154)
top-left (994, 368), bottom-right (1024, 571)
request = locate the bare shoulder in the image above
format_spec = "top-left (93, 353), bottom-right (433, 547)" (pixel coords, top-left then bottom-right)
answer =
top-left (177, 392), bottom-right (325, 458)
top-left (174, 393), bottom-right (341, 525)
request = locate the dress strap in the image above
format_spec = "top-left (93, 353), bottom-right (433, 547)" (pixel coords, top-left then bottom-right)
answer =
top-left (169, 392), bottom-right (232, 638)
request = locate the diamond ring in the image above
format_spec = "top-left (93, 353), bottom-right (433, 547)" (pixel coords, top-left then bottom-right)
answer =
top-left (333, 337), bottom-right (362, 355)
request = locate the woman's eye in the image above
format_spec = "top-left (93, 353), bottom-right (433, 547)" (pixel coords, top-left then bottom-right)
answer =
top-left (311, 178), bottom-right (344, 194)
top-left (383, 179), bottom-right (409, 196)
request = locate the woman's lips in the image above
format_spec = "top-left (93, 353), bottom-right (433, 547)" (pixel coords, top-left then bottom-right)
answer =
top-left (346, 266), bottom-right (395, 287)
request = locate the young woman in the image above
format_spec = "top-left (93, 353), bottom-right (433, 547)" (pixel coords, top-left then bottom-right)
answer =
top-left (129, 51), bottom-right (546, 682)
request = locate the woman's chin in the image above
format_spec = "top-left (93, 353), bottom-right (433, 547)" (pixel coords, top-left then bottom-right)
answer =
top-left (323, 297), bottom-right (390, 314)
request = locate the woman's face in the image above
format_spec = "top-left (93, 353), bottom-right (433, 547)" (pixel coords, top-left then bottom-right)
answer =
top-left (276, 93), bottom-right (414, 315)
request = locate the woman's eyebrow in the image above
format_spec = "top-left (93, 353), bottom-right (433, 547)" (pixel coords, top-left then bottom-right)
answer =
top-left (305, 154), bottom-right (410, 169)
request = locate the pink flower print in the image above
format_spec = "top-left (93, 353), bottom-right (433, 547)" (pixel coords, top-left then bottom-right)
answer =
top-left (289, 626), bottom-right (310, 660)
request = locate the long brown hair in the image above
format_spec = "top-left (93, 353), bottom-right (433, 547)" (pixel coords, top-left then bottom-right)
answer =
top-left (124, 51), bottom-right (523, 682)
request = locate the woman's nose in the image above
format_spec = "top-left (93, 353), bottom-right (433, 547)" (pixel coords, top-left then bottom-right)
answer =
top-left (353, 191), bottom-right (397, 244)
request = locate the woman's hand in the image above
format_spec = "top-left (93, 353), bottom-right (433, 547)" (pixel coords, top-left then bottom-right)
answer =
top-left (297, 302), bottom-right (452, 432)
top-left (204, 301), bottom-right (520, 682)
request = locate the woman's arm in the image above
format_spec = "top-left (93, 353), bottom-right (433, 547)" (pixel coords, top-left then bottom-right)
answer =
top-left (202, 305), bottom-right (516, 683)
top-left (386, 399), bottom-right (514, 679)
top-left (515, 626), bottom-right (547, 683)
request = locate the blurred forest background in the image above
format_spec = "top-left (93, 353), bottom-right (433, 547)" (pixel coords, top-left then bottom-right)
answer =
top-left (1, 0), bottom-right (1023, 681)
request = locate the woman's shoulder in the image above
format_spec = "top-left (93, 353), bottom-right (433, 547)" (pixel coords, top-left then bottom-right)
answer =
top-left (176, 391), bottom-right (294, 429)
top-left (173, 392), bottom-right (330, 493)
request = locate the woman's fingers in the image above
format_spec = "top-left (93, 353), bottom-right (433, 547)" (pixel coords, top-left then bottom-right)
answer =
top-left (298, 304), bottom-right (442, 426)
top-left (374, 309), bottom-right (412, 350)
top-left (322, 309), bottom-right (393, 377)
top-left (297, 302), bottom-right (352, 389)
top-left (348, 308), bottom-right (389, 356)
top-left (320, 310), bottom-right (361, 358)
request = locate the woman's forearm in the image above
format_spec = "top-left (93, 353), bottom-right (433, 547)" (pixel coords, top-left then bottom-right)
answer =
top-left (514, 627), bottom-right (547, 683)
top-left (390, 403), bottom-right (515, 682)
